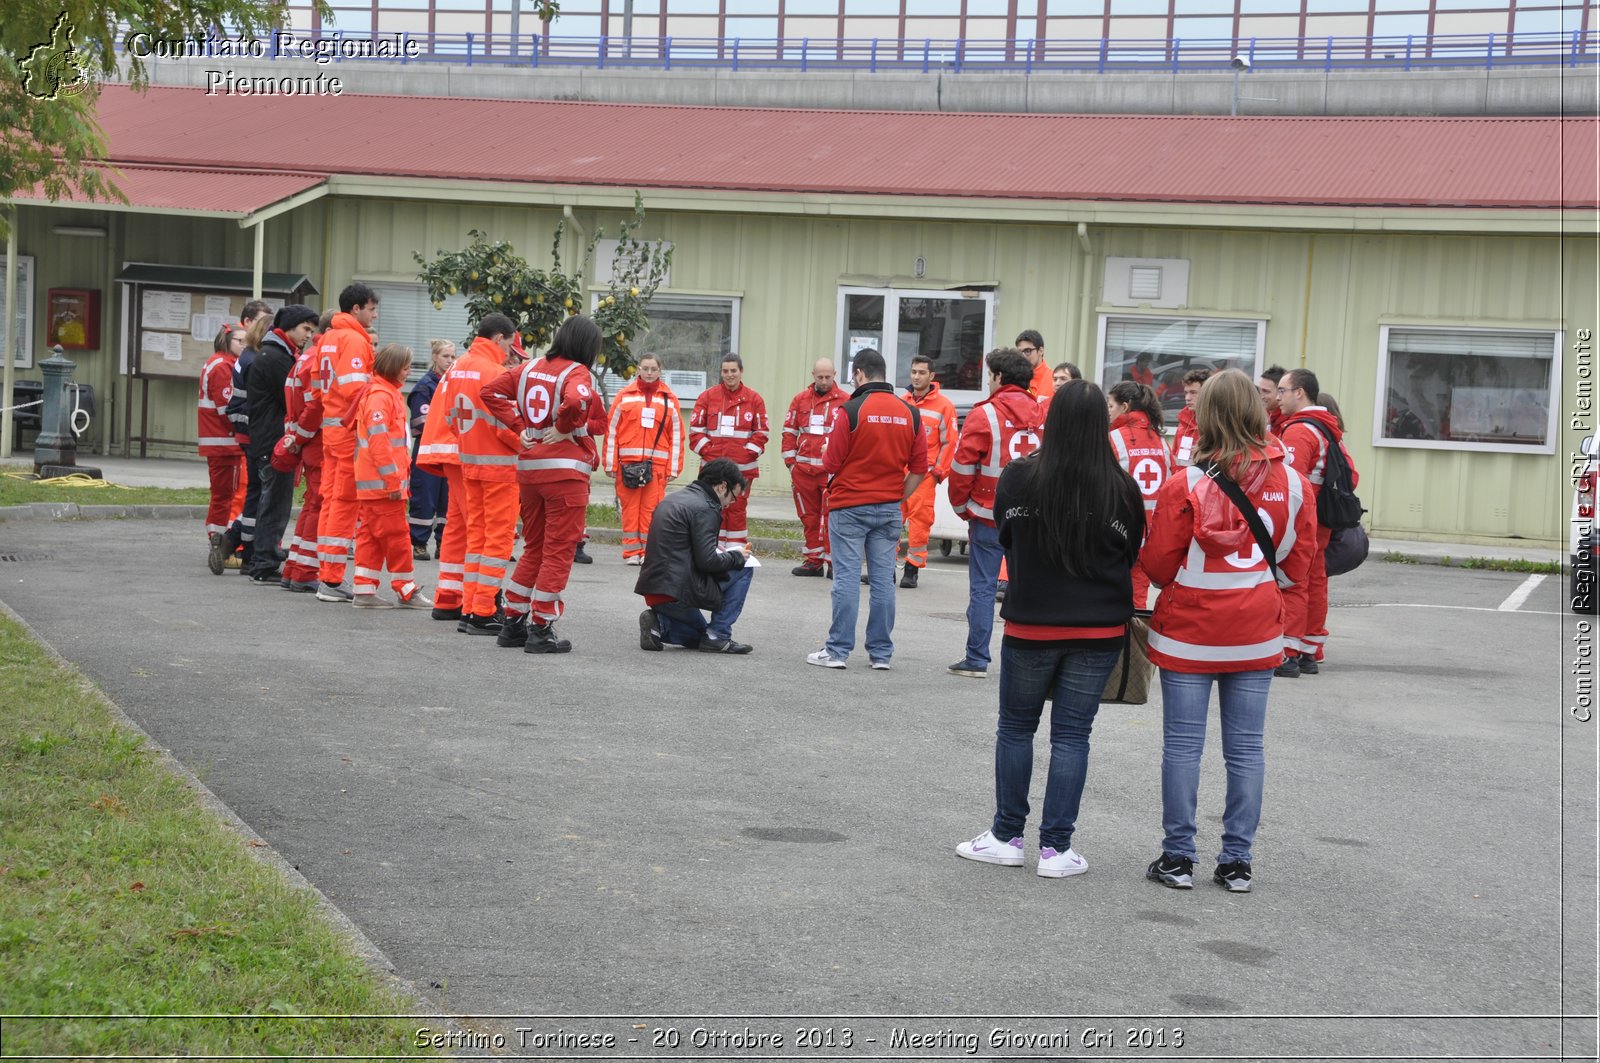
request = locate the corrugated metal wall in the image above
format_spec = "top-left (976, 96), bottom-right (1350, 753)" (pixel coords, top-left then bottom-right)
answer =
top-left (18, 196), bottom-right (1587, 546)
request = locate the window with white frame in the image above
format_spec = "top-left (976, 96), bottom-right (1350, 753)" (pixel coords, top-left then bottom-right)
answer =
top-left (1099, 315), bottom-right (1265, 424)
top-left (593, 292), bottom-right (740, 404)
top-left (361, 281), bottom-right (474, 386)
top-left (837, 286), bottom-right (995, 407)
top-left (1376, 325), bottom-right (1560, 454)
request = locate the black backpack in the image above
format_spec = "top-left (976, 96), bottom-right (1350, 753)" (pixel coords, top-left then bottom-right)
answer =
top-left (1290, 418), bottom-right (1364, 530)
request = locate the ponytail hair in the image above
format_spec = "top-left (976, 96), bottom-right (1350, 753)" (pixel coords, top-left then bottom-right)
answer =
top-left (1108, 380), bottom-right (1165, 432)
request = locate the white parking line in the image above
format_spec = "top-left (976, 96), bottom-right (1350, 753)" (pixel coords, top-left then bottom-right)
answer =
top-left (1497, 573), bottom-right (1548, 612)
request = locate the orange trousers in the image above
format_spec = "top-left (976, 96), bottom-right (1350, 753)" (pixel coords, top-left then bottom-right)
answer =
top-left (282, 461), bottom-right (323, 585)
top-left (790, 465), bottom-right (829, 563)
top-left (618, 475), bottom-right (667, 560)
top-left (901, 474), bottom-right (936, 569)
top-left (317, 430), bottom-right (358, 586)
top-left (504, 478), bottom-right (589, 626)
top-left (432, 465), bottom-right (468, 611)
top-left (206, 454), bottom-right (242, 538)
top-left (353, 498), bottom-right (416, 596)
top-left (463, 476), bottom-right (518, 619)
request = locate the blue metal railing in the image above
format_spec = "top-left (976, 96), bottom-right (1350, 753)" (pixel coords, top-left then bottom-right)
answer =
top-left (120, 28), bottom-right (1597, 73)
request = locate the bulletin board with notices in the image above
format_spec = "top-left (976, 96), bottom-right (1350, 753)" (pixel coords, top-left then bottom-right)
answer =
top-left (132, 289), bottom-right (284, 380)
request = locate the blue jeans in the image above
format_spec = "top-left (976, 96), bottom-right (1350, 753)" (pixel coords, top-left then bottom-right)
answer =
top-left (992, 641), bottom-right (1122, 851)
top-left (653, 566), bottom-right (754, 645)
top-left (825, 501), bottom-right (901, 663)
top-left (1159, 668), bottom-right (1273, 864)
top-left (961, 520), bottom-right (1003, 669)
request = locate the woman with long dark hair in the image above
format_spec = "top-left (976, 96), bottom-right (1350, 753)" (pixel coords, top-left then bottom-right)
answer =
top-left (1141, 369), bottom-right (1317, 893)
top-left (955, 380), bottom-right (1146, 878)
top-left (480, 315), bottom-right (607, 653)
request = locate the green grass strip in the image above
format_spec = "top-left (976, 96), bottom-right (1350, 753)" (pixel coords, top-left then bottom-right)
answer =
top-left (0, 611), bottom-right (438, 1057)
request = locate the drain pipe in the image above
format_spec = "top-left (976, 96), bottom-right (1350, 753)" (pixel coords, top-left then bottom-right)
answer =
top-left (1076, 222), bottom-right (1096, 375)
top-left (562, 205), bottom-right (590, 295)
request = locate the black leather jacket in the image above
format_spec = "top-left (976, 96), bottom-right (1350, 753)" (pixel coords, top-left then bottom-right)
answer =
top-left (633, 480), bottom-right (747, 610)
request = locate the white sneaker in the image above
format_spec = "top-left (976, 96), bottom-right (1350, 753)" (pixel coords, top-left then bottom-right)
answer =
top-left (625, 556), bottom-right (644, 566)
top-left (1036, 846), bottom-right (1089, 878)
top-left (955, 830), bottom-right (1024, 867)
top-left (805, 649), bottom-right (846, 669)
top-left (352, 593), bottom-right (397, 609)
top-left (870, 660), bottom-right (892, 671)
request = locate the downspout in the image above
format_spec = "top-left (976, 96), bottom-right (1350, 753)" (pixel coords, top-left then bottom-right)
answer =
top-left (1076, 222), bottom-right (1095, 376)
top-left (251, 218), bottom-right (265, 299)
top-left (562, 204), bottom-right (590, 295)
top-left (1298, 234), bottom-right (1315, 367)
top-left (1, 213), bottom-right (16, 460)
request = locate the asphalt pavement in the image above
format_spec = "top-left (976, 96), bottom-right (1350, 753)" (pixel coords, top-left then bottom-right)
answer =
top-left (0, 516), bottom-right (1592, 1060)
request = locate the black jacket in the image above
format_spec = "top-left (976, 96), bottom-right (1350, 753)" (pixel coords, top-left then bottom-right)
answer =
top-left (633, 480), bottom-right (747, 610)
top-left (994, 459), bottom-right (1143, 635)
top-left (246, 332), bottom-right (297, 461)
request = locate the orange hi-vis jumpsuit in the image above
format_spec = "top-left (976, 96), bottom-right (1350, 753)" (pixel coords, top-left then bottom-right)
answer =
top-left (781, 383), bottom-right (847, 565)
top-left (314, 312), bottom-right (374, 587)
top-left (447, 337), bottom-right (520, 621)
top-left (280, 342), bottom-right (326, 585)
top-left (1281, 406), bottom-right (1357, 662)
top-left (605, 378), bottom-right (683, 560)
top-left (1029, 359), bottom-right (1056, 404)
top-left (415, 358), bottom-right (468, 613)
top-left (901, 381), bottom-right (958, 570)
top-left (197, 349), bottom-right (241, 539)
top-left (688, 382), bottom-right (769, 550)
top-left (352, 377), bottom-right (421, 601)
top-left (1109, 409), bottom-right (1173, 610)
top-left (481, 357), bottom-right (605, 627)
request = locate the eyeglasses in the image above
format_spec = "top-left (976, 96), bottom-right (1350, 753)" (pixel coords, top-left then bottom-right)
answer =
top-left (1016, 345), bottom-right (1038, 354)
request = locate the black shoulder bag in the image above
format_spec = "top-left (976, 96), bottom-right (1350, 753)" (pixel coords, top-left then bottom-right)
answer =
top-left (621, 400), bottom-right (670, 489)
top-left (1288, 418), bottom-right (1365, 530)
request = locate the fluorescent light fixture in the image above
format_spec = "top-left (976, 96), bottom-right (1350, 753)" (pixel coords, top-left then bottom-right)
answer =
top-left (53, 225), bottom-right (107, 238)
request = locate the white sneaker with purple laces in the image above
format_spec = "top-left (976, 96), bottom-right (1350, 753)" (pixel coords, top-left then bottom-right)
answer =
top-left (1036, 846), bottom-right (1088, 878)
top-left (955, 830), bottom-right (1024, 867)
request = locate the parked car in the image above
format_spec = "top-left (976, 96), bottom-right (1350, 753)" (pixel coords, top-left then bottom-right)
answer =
top-left (1573, 435), bottom-right (1596, 614)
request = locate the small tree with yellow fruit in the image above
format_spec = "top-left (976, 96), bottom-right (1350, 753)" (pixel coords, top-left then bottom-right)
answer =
top-left (589, 194), bottom-right (674, 386)
top-left (412, 223), bottom-right (588, 353)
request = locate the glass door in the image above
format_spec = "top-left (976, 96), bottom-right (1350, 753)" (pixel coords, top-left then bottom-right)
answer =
top-left (837, 286), bottom-right (995, 405)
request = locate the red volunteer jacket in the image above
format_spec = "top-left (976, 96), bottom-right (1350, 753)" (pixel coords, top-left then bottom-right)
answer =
top-left (782, 384), bottom-right (848, 472)
top-left (948, 385), bottom-right (1045, 527)
top-left (1281, 407), bottom-right (1358, 493)
top-left (822, 382), bottom-right (929, 510)
top-left (283, 345), bottom-right (324, 465)
top-left (1141, 445), bottom-right (1317, 673)
top-left (1109, 410), bottom-right (1172, 517)
top-left (689, 383), bottom-right (769, 475)
top-left (1169, 406), bottom-right (1199, 469)
top-left (315, 312), bottom-right (374, 455)
top-left (353, 378), bottom-right (410, 500)
top-left (904, 382), bottom-right (958, 480)
top-left (196, 352), bottom-right (237, 457)
top-left (479, 356), bottom-right (605, 485)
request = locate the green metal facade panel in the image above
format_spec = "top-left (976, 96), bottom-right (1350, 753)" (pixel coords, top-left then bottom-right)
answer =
top-left (14, 195), bottom-right (1592, 547)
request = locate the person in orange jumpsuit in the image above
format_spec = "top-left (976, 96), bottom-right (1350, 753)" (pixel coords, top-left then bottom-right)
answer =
top-left (781, 358), bottom-right (847, 577)
top-left (351, 344), bottom-right (431, 608)
top-left (1107, 381), bottom-right (1172, 610)
top-left (688, 354), bottom-right (769, 550)
top-left (414, 346), bottom-right (468, 621)
top-left (314, 283), bottom-right (380, 602)
top-left (1016, 329), bottom-right (1055, 405)
top-left (606, 352), bottom-right (684, 564)
top-left (448, 315), bottom-right (522, 634)
top-left (899, 353), bottom-right (957, 589)
top-left (481, 315), bottom-right (607, 654)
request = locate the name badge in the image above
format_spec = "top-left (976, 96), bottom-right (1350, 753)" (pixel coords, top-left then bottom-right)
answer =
top-left (640, 407), bottom-right (656, 429)
top-left (719, 414), bottom-right (736, 437)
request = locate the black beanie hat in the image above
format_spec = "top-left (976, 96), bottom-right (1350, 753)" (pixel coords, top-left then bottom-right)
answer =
top-left (272, 304), bottom-right (318, 331)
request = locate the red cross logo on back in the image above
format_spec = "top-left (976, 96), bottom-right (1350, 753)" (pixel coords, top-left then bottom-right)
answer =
top-left (1133, 457), bottom-right (1164, 496)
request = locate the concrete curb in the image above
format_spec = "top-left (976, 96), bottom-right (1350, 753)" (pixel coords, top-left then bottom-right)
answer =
top-left (0, 597), bottom-right (464, 1042)
top-left (0, 503), bottom-right (209, 521)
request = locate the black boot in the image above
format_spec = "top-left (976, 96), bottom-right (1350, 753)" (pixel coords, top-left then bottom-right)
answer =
top-left (900, 565), bottom-right (919, 589)
top-left (573, 542), bottom-right (593, 565)
top-left (496, 615), bottom-right (529, 648)
top-left (460, 613), bottom-right (504, 635)
top-left (524, 621), bottom-right (572, 654)
top-left (432, 605), bottom-right (462, 622)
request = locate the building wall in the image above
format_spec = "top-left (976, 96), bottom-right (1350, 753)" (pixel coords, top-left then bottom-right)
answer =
top-left (16, 195), bottom-right (1589, 547)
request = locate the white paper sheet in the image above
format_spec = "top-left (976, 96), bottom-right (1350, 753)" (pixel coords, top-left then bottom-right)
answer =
top-left (141, 330), bottom-right (185, 362)
top-left (141, 290), bottom-right (191, 331)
